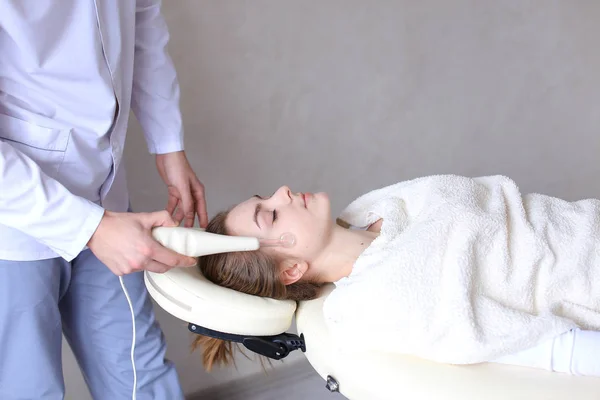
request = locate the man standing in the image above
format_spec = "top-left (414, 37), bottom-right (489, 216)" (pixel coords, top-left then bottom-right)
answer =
top-left (0, 1), bottom-right (204, 398)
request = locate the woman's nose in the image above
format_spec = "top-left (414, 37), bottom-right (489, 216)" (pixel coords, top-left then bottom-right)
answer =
top-left (273, 186), bottom-right (292, 203)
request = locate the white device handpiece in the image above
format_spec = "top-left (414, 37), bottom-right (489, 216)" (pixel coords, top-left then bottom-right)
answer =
top-left (151, 226), bottom-right (260, 257)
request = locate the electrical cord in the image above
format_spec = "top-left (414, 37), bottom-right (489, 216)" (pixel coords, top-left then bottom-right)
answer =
top-left (119, 275), bottom-right (137, 400)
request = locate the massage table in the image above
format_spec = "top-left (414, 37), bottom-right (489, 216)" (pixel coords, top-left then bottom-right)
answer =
top-left (144, 228), bottom-right (600, 399)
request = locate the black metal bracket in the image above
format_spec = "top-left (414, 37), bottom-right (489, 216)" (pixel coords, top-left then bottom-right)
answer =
top-left (188, 323), bottom-right (306, 360)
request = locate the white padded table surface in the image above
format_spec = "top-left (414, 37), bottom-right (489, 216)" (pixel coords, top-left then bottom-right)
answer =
top-left (295, 285), bottom-right (600, 400)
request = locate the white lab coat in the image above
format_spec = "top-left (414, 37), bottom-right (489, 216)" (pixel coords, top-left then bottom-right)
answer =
top-left (0, 0), bottom-right (184, 261)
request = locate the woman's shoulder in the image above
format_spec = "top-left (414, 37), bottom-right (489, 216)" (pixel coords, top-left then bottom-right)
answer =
top-left (336, 175), bottom-right (447, 227)
top-left (335, 218), bottom-right (382, 233)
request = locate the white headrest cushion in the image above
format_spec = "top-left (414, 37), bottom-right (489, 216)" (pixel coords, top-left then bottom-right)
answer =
top-left (145, 227), bottom-right (297, 336)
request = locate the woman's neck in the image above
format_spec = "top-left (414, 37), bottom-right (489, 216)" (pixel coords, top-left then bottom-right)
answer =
top-left (311, 224), bottom-right (379, 283)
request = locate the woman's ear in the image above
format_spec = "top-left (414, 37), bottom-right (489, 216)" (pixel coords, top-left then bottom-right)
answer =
top-left (279, 260), bottom-right (308, 285)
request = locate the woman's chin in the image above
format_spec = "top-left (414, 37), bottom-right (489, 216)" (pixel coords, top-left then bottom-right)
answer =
top-left (314, 192), bottom-right (332, 221)
top-left (315, 191), bottom-right (329, 202)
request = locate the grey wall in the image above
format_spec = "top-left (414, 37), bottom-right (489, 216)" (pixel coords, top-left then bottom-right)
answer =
top-left (63, 1), bottom-right (600, 398)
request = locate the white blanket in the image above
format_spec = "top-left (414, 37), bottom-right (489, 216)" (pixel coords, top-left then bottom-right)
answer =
top-left (323, 175), bottom-right (600, 364)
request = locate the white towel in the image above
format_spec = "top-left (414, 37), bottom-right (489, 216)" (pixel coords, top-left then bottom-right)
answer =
top-left (323, 175), bottom-right (600, 364)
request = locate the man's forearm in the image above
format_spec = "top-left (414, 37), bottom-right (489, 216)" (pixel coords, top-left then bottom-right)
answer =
top-left (131, 0), bottom-right (185, 155)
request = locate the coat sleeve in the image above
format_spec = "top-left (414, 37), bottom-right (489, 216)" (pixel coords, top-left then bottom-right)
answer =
top-left (0, 140), bottom-right (105, 261)
top-left (131, 0), bottom-right (185, 155)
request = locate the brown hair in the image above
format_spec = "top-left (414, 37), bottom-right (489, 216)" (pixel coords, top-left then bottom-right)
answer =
top-left (191, 210), bottom-right (322, 371)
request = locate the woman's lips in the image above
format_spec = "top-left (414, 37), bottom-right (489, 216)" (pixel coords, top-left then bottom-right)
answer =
top-left (302, 192), bottom-right (312, 207)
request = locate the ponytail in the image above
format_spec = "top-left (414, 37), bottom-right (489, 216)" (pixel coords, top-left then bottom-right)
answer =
top-left (191, 335), bottom-right (235, 371)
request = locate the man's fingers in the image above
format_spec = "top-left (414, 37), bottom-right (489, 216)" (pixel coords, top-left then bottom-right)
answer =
top-left (192, 179), bottom-right (208, 228)
top-left (143, 260), bottom-right (173, 274)
top-left (139, 210), bottom-right (196, 269)
top-left (180, 184), bottom-right (196, 228)
top-left (151, 241), bottom-right (197, 268)
top-left (173, 206), bottom-right (185, 225)
top-left (197, 210), bottom-right (208, 229)
top-left (165, 191), bottom-right (179, 215)
top-left (146, 210), bottom-right (178, 228)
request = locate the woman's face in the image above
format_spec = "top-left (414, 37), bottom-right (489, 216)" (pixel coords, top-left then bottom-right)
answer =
top-left (226, 186), bottom-right (333, 263)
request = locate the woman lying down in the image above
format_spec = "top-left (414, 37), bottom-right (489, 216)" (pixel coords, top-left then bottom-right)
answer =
top-left (192, 174), bottom-right (600, 376)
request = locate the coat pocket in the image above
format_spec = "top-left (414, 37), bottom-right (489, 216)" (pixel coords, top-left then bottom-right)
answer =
top-left (0, 113), bottom-right (71, 177)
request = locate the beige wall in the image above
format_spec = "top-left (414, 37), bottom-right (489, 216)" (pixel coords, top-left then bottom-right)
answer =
top-left (63, 1), bottom-right (600, 398)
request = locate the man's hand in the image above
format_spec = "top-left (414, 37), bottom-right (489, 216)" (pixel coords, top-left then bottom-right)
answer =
top-left (87, 210), bottom-right (197, 276)
top-left (155, 151), bottom-right (208, 228)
